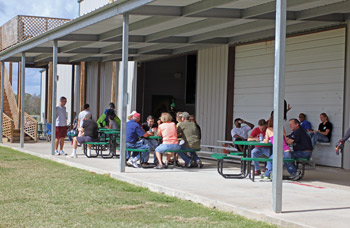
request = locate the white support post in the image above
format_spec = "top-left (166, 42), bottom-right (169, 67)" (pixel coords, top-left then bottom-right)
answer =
top-left (0, 61), bottom-right (4, 143)
top-left (120, 14), bottom-right (129, 172)
top-left (272, 0), bottom-right (287, 213)
top-left (51, 40), bottom-right (58, 155)
top-left (20, 53), bottom-right (26, 148)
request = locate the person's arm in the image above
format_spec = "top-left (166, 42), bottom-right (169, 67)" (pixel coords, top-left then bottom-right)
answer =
top-left (241, 119), bottom-right (254, 129)
top-left (96, 114), bottom-right (106, 128)
top-left (264, 129), bottom-right (271, 143)
top-left (233, 134), bottom-right (245, 140)
top-left (341, 127), bottom-right (350, 142)
top-left (248, 128), bottom-right (258, 141)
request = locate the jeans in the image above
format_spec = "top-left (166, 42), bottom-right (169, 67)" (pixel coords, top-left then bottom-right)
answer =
top-left (178, 145), bottom-right (200, 165)
top-left (155, 144), bottom-right (180, 153)
top-left (144, 139), bottom-right (159, 164)
top-left (311, 131), bottom-right (329, 147)
top-left (251, 147), bottom-right (271, 171)
top-left (126, 140), bottom-right (150, 163)
top-left (265, 151), bottom-right (291, 178)
top-left (284, 150), bottom-right (312, 175)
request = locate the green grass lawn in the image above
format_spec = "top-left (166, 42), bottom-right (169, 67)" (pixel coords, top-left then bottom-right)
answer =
top-left (0, 146), bottom-right (277, 228)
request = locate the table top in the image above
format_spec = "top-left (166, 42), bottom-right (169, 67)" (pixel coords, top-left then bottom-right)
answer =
top-left (148, 136), bottom-right (162, 139)
top-left (102, 131), bottom-right (120, 135)
top-left (217, 140), bottom-right (234, 144)
top-left (99, 128), bottom-right (120, 132)
top-left (232, 140), bottom-right (272, 146)
top-left (201, 145), bottom-right (238, 151)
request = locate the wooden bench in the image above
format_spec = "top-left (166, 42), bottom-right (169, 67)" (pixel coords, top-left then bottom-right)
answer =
top-left (241, 157), bottom-right (310, 182)
top-left (165, 149), bottom-right (201, 168)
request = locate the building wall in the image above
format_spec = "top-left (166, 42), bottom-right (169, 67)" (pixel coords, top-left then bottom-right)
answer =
top-left (56, 65), bottom-right (73, 124)
top-left (196, 45), bottom-right (229, 147)
top-left (79, 0), bottom-right (112, 15)
top-left (234, 28), bottom-right (345, 167)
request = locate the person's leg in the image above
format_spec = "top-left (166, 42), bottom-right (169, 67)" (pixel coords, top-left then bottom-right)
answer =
top-left (251, 147), bottom-right (267, 171)
top-left (312, 132), bottom-right (329, 147)
top-left (70, 137), bottom-right (79, 157)
top-left (264, 154), bottom-right (273, 177)
top-left (155, 152), bottom-right (163, 165)
top-left (55, 138), bottom-right (59, 151)
top-left (177, 145), bottom-right (191, 166)
top-left (60, 137), bottom-right (65, 150)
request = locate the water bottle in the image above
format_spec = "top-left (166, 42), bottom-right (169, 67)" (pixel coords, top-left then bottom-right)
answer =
top-left (259, 134), bottom-right (263, 142)
top-left (149, 128), bottom-right (152, 133)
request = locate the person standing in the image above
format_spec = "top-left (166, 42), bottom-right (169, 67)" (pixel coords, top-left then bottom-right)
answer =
top-left (55, 96), bottom-right (68, 155)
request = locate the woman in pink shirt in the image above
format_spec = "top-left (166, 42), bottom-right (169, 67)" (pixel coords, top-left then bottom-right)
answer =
top-left (262, 115), bottom-right (291, 180)
top-left (154, 113), bottom-right (180, 169)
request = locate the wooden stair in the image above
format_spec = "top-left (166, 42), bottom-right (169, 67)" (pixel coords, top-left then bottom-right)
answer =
top-left (1, 64), bottom-right (38, 143)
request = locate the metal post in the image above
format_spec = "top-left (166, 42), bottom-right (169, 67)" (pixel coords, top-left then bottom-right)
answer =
top-left (0, 61), bottom-right (4, 143)
top-left (120, 14), bottom-right (129, 172)
top-left (272, 0), bottom-right (287, 213)
top-left (20, 53), bottom-right (26, 148)
top-left (51, 40), bottom-right (58, 155)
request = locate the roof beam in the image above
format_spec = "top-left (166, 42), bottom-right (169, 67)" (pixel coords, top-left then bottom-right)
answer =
top-left (145, 18), bottom-right (233, 42)
top-left (189, 20), bottom-right (276, 43)
top-left (138, 43), bottom-right (176, 54)
top-left (0, 0), bottom-right (155, 61)
top-left (182, 0), bottom-right (237, 16)
top-left (34, 53), bottom-right (52, 62)
top-left (296, 1), bottom-right (350, 20)
top-left (60, 41), bottom-right (95, 53)
top-left (242, 0), bottom-right (320, 18)
top-left (59, 34), bottom-right (98, 42)
top-left (69, 54), bottom-right (94, 62)
top-left (229, 21), bottom-right (336, 44)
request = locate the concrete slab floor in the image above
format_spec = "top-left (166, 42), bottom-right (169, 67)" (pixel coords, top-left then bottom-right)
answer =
top-left (2, 141), bottom-right (350, 228)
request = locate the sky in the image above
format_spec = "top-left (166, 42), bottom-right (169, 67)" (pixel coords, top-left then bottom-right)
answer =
top-left (0, 0), bottom-right (79, 95)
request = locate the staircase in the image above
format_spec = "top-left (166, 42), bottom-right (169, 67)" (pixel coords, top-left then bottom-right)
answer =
top-left (1, 64), bottom-right (38, 143)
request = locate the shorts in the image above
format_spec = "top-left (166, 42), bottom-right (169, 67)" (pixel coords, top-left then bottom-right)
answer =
top-left (56, 126), bottom-right (68, 139)
top-left (77, 136), bottom-right (98, 144)
top-left (155, 144), bottom-right (180, 153)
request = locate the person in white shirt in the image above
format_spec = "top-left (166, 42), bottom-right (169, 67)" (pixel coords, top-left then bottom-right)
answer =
top-left (77, 104), bottom-right (92, 136)
top-left (55, 96), bottom-right (68, 155)
top-left (231, 118), bottom-right (254, 151)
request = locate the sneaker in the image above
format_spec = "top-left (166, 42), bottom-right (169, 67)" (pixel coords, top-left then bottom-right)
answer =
top-left (59, 150), bottom-right (67, 156)
top-left (132, 158), bottom-right (139, 168)
top-left (197, 160), bottom-right (203, 168)
top-left (154, 164), bottom-right (165, 169)
top-left (289, 170), bottom-right (302, 181)
top-left (55, 150), bottom-right (60, 156)
top-left (254, 170), bottom-right (261, 176)
top-left (260, 173), bottom-right (271, 180)
top-left (126, 158), bottom-right (133, 167)
top-left (70, 153), bottom-right (78, 158)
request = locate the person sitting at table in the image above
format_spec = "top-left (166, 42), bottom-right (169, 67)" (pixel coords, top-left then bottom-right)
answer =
top-left (231, 118), bottom-right (254, 151)
top-left (262, 116), bottom-right (291, 180)
top-left (142, 115), bottom-right (159, 164)
top-left (97, 105), bottom-right (121, 129)
top-left (285, 118), bottom-right (313, 180)
top-left (248, 119), bottom-right (269, 175)
top-left (126, 112), bottom-right (152, 168)
top-left (70, 113), bottom-right (98, 158)
top-left (177, 112), bottom-right (203, 168)
top-left (299, 113), bottom-right (312, 132)
top-left (106, 113), bottom-right (119, 130)
top-left (154, 113), bottom-right (180, 169)
top-left (309, 113), bottom-right (333, 147)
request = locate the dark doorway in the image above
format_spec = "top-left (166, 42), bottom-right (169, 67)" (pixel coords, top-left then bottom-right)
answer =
top-left (152, 95), bottom-right (173, 120)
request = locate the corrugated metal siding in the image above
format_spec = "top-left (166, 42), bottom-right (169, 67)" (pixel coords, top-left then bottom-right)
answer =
top-left (234, 28), bottom-right (345, 167)
top-left (196, 45), bottom-right (228, 147)
top-left (80, 0), bottom-right (111, 15)
top-left (86, 62), bottom-right (99, 119)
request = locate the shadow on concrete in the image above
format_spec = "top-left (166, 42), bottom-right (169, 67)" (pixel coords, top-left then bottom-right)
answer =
top-left (283, 206), bottom-right (350, 213)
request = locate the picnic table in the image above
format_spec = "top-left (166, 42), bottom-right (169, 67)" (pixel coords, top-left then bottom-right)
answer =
top-left (97, 130), bottom-right (120, 158)
top-left (211, 141), bottom-right (272, 179)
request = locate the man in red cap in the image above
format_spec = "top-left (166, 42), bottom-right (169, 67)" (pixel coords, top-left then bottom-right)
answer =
top-left (125, 112), bottom-right (152, 168)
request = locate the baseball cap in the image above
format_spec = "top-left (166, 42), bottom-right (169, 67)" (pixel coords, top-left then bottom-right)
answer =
top-left (180, 112), bottom-right (190, 118)
top-left (133, 112), bottom-right (141, 119)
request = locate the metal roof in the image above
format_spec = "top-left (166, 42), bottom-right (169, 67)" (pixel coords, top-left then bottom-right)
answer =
top-left (0, 0), bottom-right (349, 65)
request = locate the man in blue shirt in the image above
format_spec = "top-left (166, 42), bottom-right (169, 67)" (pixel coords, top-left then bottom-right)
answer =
top-left (299, 113), bottom-right (312, 132)
top-left (126, 112), bottom-right (151, 168)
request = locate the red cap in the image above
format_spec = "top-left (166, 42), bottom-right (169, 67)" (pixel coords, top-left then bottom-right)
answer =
top-left (133, 112), bottom-right (141, 119)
